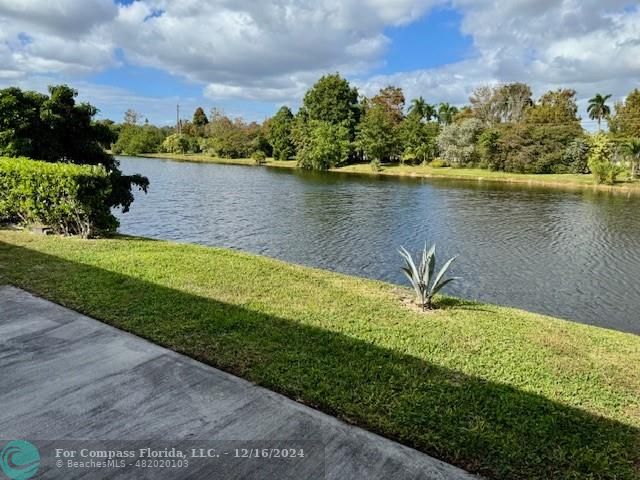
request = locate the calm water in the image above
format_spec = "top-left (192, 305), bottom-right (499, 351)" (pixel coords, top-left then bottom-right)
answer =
top-left (117, 156), bottom-right (640, 334)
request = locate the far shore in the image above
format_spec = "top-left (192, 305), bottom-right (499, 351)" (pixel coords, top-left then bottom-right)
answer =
top-left (137, 152), bottom-right (640, 195)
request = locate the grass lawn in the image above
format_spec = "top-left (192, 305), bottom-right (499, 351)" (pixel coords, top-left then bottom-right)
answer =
top-left (140, 153), bottom-right (640, 195)
top-left (0, 230), bottom-right (638, 479)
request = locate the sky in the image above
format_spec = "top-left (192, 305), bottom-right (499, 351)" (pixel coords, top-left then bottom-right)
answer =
top-left (0, 0), bottom-right (639, 127)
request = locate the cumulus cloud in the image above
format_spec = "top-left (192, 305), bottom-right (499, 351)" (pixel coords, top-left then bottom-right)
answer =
top-left (0, 0), bottom-right (638, 121)
top-left (358, 0), bottom-right (640, 126)
top-left (0, 0), bottom-right (118, 36)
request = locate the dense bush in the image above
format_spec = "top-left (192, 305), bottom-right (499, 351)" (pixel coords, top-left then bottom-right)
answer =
top-left (0, 85), bottom-right (148, 212)
top-left (251, 150), bottom-right (267, 165)
top-left (493, 123), bottom-right (585, 173)
top-left (0, 157), bottom-right (117, 237)
top-left (161, 133), bottom-right (190, 154)
top-left (267, 106), bottom-right (295, 160)
top-left (437, 118), bottom-right (483, 166)
top-left (562, 138), bottom-right (590, 174)
top-left (293, 120), bottom-right (351, 170)
top-left (587, 134), bottom-right (626, 184)
top-left (112, 124), bottom-right (166, 156)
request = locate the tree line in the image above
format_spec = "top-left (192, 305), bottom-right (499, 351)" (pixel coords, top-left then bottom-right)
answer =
top-left (112, 74), bottom-right (640, 182)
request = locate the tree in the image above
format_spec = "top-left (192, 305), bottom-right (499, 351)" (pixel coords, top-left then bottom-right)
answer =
top-left (301, 73), bottom-right (360, 139)
top-left (495, 83), bottom-right (533, 123)
top-left (477, 128), bottom-right (501, 169)
top-left (623, 139), bottom-right (640, 178)
top-left (203, 111), bottom-right (264, 158)
top-left (399, 114), bottom-right (439, 164)
top-left (293, 119), bottom-right (350, 170)
top-left (587, 94), bottom-right (612, 131)
top-left (436, 118), bottom-right (483, 166)
top-left (371, 86), bottom-right (405, 126)
top-left (123, 108), bottom-right (140, 125)
top-left (469, 85), bottom-right (502, 125)
top-left (492, 122), bottom-right (585, 173)
top-left (609, 89), bottom-right (640, 138)
top-left (93, 119), bottom-right (119, 150)
top-left (0, 87), bottom-right (47, 158)
top-left (408, 97), bottom-right (427, 120)
top-left (562, 138), bottom-right (590, 174)
top-left (437, 103), bottom-right (459, 125)
top-left (0, 85), bottom-right (148, 212)
top-left (356, 102), bottom-right (399, 165)
top-left (192, 107), bottom-right (209, 127)
top-left (267, 106), bottom-right (295, 160)
top-left (526, 89), bottom-right (580, 125)
top-left (423, 103), bottom-right (437, 122)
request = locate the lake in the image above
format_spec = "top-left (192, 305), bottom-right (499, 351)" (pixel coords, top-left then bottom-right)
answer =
top-left (117, 156), bottom-right (640, 334)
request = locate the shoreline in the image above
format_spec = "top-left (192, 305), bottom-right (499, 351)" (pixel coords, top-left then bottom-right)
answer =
top-left (138, 152), bottom-right (640, 195)
top-left (1, 229), bottom-right (638, 479)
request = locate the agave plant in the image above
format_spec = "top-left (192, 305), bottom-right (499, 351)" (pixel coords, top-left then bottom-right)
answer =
top-left (399, 244), bottom-right (459, 310)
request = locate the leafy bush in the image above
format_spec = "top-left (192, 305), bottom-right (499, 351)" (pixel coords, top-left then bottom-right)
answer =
top-left (399, 244), bottom-right (459, 310)
top-left (436, 118), bottom-right (483, 166)
top-left (161, 133), bottom-right (190, 154)
top-left (112, 124), bottom-right (165, 155)
top-left (493, 123), bottom-right (584, 173)
top-left (293, 119), bottom-right (351, 170)
top-left (588, 134), bottom-right (625, 184)
top-left (562, 138), bottom-right (590, 173)
top-left (0, 157), bottom-right (116, 237)
top-left (430, 159), bottom-right (447, 168)
top-left (251, 150), bottom-right (267, 165)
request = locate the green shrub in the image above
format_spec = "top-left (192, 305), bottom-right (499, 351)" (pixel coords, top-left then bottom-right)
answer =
top-left (161, 133), bottom-right (190, 154)
top-left (251, 150), bottom-right (267, 165)
top-left (430, 159), bottom-right (447, 168)
top-left (112, 124), bottom-right (165, 155)
top-left (0, 157), bottom-right (116, 237)
top-left (587, 134), bottom-right (626, 184)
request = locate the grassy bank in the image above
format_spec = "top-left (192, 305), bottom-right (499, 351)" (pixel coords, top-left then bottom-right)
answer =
top-left (140, 153), bottom-right (640, 194)
top-left (142, 152), bottom-right (297, 169)
top-left (0, 230), bottom-right (638, 479)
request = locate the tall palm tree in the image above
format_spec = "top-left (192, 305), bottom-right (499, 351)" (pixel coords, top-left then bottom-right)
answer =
top-left (437, 103), bottom-right (459, 125)
top-left (408, 97), bottom-right (427, 120)
top-left (624, 138), bottom-right (640, 178)
top-left (587, 93), bottom-right (612, 132)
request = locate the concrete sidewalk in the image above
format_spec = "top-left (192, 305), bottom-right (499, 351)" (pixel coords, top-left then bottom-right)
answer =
top-left (0, 285), bottom-right (478, 479)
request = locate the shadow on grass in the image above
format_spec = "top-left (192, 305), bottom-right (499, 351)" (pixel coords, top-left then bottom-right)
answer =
top-left (0, 239), bottom-right (638, 480)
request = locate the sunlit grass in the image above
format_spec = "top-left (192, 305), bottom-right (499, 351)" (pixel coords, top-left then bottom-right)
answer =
top-left (1, 230), bottom-right (638, 479)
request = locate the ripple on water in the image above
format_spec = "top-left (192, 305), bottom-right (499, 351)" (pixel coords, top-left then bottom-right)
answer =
top-left (116, 157), bottom-right (640, 334)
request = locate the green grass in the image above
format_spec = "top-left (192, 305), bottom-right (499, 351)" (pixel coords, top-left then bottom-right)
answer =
top-left (139, 153), bottom-right (640, 195)
top-left (142, 152), bottom-right (297, 169)
top-left (1, 230), bottom-right (638, 479)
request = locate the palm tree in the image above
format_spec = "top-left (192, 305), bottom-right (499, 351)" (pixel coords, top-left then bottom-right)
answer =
top-left (408, 97), bottom-right (427, 120)
top-left (437, 103), bottom-right (459, 125)
top-left (423, 103), bottom-right (437, 122)
top-left (587, 93), bottom-right (612, 132)
top-left (624, 138), bottom-right (640, 178)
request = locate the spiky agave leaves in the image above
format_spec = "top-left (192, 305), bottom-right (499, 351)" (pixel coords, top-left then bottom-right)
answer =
top-left (399, 244), bottom-right (459, 310)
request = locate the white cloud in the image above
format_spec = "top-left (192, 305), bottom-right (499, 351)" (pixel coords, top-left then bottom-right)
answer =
top-left (0, 0), bottom-right (638, 123)
top-left (358, 1), bottom-right (640, 128)
top-left (0, 0), bottom-right (117, 36)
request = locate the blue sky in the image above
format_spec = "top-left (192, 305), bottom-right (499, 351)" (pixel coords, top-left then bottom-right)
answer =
top-left (0, 1), bottom-right (638, 126)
